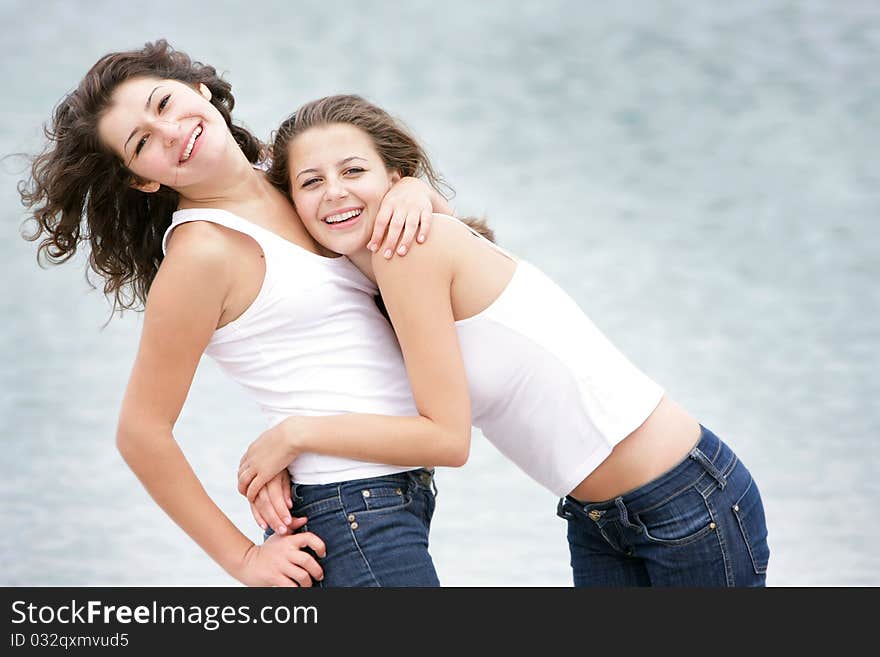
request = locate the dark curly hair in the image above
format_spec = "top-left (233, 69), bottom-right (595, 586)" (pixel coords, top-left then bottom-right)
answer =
top-left (18, 39), bottom-right (265, 312)
top-left (267, 94), bottom-right (494, 243)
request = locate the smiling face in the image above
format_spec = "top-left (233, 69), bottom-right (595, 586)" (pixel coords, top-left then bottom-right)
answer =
top-left (97, 76), bottom-right (229, 193)
top-left (287, 123), bottom-right (399, 256)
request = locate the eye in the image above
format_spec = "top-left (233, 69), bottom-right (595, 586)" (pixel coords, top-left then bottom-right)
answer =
top-left (344, 167), bottom-right (365, 176)
top-left (157, 93), bottom-right (171, 112)
top-left (301, 177), bottom-right (321, 188)
top-left (134, 134), bottom-right (148, 156)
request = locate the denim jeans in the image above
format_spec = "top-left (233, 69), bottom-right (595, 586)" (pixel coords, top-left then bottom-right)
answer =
top-left (557, 425), bottom-right (769, 586)
top-left (267, 468), bottom-right (440, 587)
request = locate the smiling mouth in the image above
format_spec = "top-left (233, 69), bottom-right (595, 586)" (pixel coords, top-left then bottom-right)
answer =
top-left (323, 209), bottom-right (362, 225)
top-left (180, 125), bottom-right (203, 162)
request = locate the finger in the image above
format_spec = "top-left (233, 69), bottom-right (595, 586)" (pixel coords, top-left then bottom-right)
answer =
top-left (249, 501), bottom-right (268, 532)
top-left (275, 468), bottom-right (292, 504)
top-left (417, 208), bottom-right (433, 244)
top-left (282, 471), bottom-right (293, 507)
top-left (237, 465), bottom-right (255, 496)
top-left (255, 488), bottom-right (287, 535)
top-left (379, 210), bottom-right (405, 259)
top-left (368, 204), bottom-right (393, 253)
top-left (245, 472), bottom-right (267, 503)
top-left (288, 515), bottom-right (308, 532)
top-left (288, 549), bottom-right (324, 583)
top-left (281, 564), bottom-right (312, 588)
top-left (289, 531), bottom-right (327, 558)
top-left (395, 210), bottom-right (421, 256)
top-left (266, 477), bottom-right (293, 526)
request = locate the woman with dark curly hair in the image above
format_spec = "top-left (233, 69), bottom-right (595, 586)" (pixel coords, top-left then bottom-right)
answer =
top-left (20, 40), bottom-right (452, 587)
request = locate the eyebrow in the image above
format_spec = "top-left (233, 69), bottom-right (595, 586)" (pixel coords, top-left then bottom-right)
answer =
top-left (295, 156), bottom-right (367, 180)
top-left (123, 85), bottom-right (162, 154)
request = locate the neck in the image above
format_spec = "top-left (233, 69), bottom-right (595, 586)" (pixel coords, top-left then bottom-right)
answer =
top-left (347, 248), bottom-right (377, 284)
top-left (176, 133), bottom-right (265, 209)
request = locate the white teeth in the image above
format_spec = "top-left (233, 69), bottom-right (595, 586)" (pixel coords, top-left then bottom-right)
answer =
top-left (181, 125), bottom-right (202, 161)
top-left (324, 209), bottom-right (361, 224)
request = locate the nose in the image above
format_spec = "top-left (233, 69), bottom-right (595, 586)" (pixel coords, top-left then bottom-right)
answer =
top-left (151, 119), bottom-right (181, 146)
top-left (323, 176), bottom-right (349, 201)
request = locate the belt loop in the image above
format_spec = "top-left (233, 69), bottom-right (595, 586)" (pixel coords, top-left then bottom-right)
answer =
top-left (689, 447), bottom-right (727, 489)
top-left (614, 497), bottom-right (635, 527)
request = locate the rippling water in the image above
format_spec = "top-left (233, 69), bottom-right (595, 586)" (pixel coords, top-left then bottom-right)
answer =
top-left (1, 0), bottom-right (877, 586)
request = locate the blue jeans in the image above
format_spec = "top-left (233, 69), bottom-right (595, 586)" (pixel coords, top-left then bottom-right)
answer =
top-left (557, 425), bottom-right (769, 586)
top-left (268, 468), bottom-right (440, 587)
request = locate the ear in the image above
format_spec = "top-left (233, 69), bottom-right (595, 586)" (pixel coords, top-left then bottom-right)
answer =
top-left (130, 179), bottom-right (161, 193)
top-left (198, 83), bottom-right (212, 101)
top-left (389, 169), bottom-right (402, 184)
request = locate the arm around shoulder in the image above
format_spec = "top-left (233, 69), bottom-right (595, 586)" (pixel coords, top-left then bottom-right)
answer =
top-left (237, 216), bottom-right (473, 493)
top-left (371, 221), bottom-right (472, 464)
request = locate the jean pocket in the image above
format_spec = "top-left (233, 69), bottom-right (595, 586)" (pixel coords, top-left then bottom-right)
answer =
top-left (357, 482), bottom-right (413, 514)
top-left (293, 495), bottom-right (342, 521)
top-left (731, 477), bottom-right (770, 575)
top-left (633, 488), bottom-right (717, 546)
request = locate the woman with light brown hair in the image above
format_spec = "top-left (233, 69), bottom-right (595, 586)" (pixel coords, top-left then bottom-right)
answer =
top-left (239, 94), bottom-right (771, 587)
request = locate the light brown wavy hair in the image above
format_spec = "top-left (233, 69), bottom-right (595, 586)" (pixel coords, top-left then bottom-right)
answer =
top-left (18, 39), bottom-right (265, 312)
top-left (267, 94), bottom-right (494, 243)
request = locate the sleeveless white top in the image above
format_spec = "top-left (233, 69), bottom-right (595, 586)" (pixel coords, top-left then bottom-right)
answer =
top-left (162, 208), bottom-right (418, 485)
top-left (450, 216), bottom-right (665, 496)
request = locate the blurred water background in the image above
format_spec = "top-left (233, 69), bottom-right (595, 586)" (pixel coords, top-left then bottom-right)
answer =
top-left (1, 0), bottom-right (877, 586)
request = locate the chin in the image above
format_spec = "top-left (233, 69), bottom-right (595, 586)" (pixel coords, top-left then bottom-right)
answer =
top-left (320, 232), bottom-right (368, 257)
top-left (337, 241), bottom-right (367, 257)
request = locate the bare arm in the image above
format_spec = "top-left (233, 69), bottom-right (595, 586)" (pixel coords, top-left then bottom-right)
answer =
top-left (239, 222), bottom-right (472, 501)
top-left (369, 177), bottom-right (455, 258)
top-left (117, 222), bottom-right (324, 586)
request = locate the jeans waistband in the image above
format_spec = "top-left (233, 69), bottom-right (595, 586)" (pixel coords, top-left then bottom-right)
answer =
top-left (292, 468), bottom-right (435, 506)
top-left (563, 424), bottom-right (734, 517)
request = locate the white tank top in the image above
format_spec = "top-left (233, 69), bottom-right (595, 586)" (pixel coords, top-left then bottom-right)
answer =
top-left (162, 208), bottom-right (418, 485)
top-left (450, 216), bottom-right (665, 497)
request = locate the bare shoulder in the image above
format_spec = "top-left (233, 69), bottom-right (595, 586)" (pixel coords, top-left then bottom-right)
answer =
top-left (154, 221), bottom-right (238, 301)
top-left (430, 213), bottom-right (498, 255)
top-left (372, 213), bottom-right (470, 278)
top-left (429, 213), bottom-right (477, 245)
top-left (164, 220), bottom-right (234, 261)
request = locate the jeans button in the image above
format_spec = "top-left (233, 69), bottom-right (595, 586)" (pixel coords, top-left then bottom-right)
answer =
top-left (362, 490), bottom-right (371, 498)
top-left (588, 510), bottom-right (603, 522)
